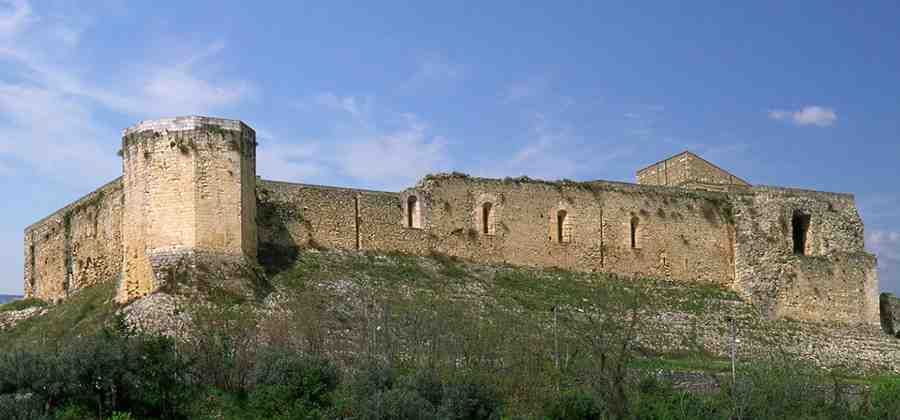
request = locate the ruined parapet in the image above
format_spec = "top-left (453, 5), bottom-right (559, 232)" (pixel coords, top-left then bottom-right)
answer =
top-left (881, 293), bottom-right (900, 337)
top-left (24, 178), bottom-right (124, 302)
top-left (731, 186), bottom-right (879, 326)
top-left (117, 116), bottom-right (258, 303)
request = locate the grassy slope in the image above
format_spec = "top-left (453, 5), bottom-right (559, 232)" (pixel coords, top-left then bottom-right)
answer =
top-left (1, 249), bottom-right (896, 385)
top-left (0, 282), bottom-right (118, 351)
top-left (264, 250), bottom-right (755, 376)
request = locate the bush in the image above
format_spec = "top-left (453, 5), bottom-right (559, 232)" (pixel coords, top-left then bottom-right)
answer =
top-left (0, 393), bottom-right (46, 420)
top-left (53, 404), bottom-right (92, 420)
top-left (246, 349), bottom-right (339, 419)
top-left (436, 377), bottom-right (502, 420)
top-left (543, 389), bottom-right (604, 420)
top-left (0, 298), bottom-right (45, 313)
top-left (869, 380), bottom-right (900, 419)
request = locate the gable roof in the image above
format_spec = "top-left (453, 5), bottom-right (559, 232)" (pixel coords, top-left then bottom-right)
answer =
top-left (637, 151), bottom-right (750, 186)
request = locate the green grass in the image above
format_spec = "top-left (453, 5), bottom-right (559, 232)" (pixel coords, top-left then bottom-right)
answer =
top-left (0, 281), bottom-right (119, 351)
top-left (4, 248), bottom-right (898, 395)
top-left (0, 297), bottom-right (46, 312)
top-left (630, 355), bottom-right (732, 373)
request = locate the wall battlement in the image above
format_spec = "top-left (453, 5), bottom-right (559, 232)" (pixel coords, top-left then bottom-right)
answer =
top-left (23, 116), bottom-right (881, 326)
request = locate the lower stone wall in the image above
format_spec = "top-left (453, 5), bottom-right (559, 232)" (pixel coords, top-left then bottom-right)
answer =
top-left (24, 178), bottom-right (124, 302)
top-left (256, 180), bottom-right (435, 269)
top-left (881, 293), bottom-right (900, 337)
top-left (731, 187), bottom-right (879, 325)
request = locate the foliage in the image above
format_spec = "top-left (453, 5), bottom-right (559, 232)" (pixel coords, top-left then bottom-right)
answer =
top-left (3, 250), bottom-right (900, 419)
top-left (0, 298), bottom-right (45, 313)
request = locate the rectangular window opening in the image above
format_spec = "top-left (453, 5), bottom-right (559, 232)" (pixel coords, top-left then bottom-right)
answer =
top-left (792, 213), bottom-right (810, 255)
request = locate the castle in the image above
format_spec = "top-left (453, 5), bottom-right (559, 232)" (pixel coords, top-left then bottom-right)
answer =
top-left (23, 116), bottom-right (880, 326)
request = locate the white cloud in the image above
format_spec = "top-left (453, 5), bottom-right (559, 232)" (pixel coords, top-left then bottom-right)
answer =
top-left (336, 114), bottom-right (449, 186)
top-left (478, 112), bottom-right (634, 182)
top-left (0, 0), bottom-right (32, 39)
top-left (259, 95), bottom-right (451, 191)
top-left (868, 231), bottom-right (900, 262)
top-left (867, 230), bottom-right (900, 293)
top-left (401, 52), bottom-right (464, 93)
top-left (502, 76), bottom-right (549, 103)
top-left (415, 52), bottom-right (463, 81)
top-left (311, 92), bottom-right (371, 120)
top-left (768, 105), bottom-right (837, 127)
top-left (0, 1), bottom-right (255, 184)
top-left (0, 83), bottom-right (119, 185)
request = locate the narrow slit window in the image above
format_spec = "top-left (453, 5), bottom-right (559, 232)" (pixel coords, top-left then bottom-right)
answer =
top-left (407, 196), bottom-right (420, 228)
top-left (792, 213), bottom-right (810, 255)
top-left (557, 210), bottom-right (569, 243)
top-left (482, 202), bottom-right (494, 235)
top-left (630, 216), bottom-right (639, 249)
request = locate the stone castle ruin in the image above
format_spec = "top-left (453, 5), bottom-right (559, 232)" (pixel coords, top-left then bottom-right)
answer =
top-left (23, 116), bottom-right (880, 326)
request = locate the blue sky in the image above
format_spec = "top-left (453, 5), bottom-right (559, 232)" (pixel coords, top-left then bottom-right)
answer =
top-left (1, 1), bottom-right (898, 295)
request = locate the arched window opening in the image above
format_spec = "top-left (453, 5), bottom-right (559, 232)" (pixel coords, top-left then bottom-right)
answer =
top-left (630, 216), bottom-right (640, 249)
top-left (557, 210), bottom-right (570, 243)
top-left (482, 202), bottom-right (494, 235)
top-left (407, 196), bottom-right (421, 229)
top-left (792, 212), bottom-right (810, 255)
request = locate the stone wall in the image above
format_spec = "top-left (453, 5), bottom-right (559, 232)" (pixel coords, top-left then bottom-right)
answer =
top-left (19, 115), bottom-right (879, 327)
top-left (411, 175), bottom-right (737, 283)
top-left (731, 186), bottom-right (879, 325)
top-left (880, 293), bottom-right (900, 337)
top-left (24, 178), bottom-right (124, 302)
top-left (258, 175), bottom-right (737, 285)
top-left (256, 181), bottom-right (433, 270)
top-left (118, 116), bottom-right (257, 302)
top-left (255, 174), bottom-right (878, 326)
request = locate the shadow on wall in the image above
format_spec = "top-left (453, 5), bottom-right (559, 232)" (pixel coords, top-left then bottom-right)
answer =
top-left (256, 198), bottom-right (302, 276)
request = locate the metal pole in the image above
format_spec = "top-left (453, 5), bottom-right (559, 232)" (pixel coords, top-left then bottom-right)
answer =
top-left (553, 305), bottom-right (559, 370)
top-left (729, 316), bottom-right (736, 385)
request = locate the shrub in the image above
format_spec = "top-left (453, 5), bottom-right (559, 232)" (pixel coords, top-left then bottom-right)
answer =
top-left (869, 380), bottom-right (900, 419)
top-left (53, 404), bottom-right (92, 420)
top-left (0, 393), bottom-right (45, 420)
top-left (543, 389), bottom-right (604, 420)
top-left (0, 298), bottom-right (45, 313)
top-left (436, 377), bottom-right (502, 420)
top-left (246, 349), bottom-right (339, 419)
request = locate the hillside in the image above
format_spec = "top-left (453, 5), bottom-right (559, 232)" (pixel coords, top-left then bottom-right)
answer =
top-left (4, 249), bottom-right (899, 373)
top-left (3, 249), bottom-right (900, 418)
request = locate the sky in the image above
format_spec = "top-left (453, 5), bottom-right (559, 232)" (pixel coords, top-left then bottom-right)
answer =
top-left (0, 1), bottom-right (898, 295)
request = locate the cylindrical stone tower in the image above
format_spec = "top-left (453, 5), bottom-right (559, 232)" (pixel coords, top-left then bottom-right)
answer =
top-left (117, 116), bottom-right (257, 303)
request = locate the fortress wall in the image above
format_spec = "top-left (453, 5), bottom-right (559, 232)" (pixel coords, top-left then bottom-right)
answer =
top-left (732, 187), bottom-right (879, 325)
top-left (407, 176), bottom-right (736, 283)
top-left (256, 181), bottom-right (437, 265)
top-left (118, 118), bottom-right (257, 302)
top-left (24, 178), bottom-right (124, 301)
top-left (257, 181), bottom-right (360, 253)
top-left (357, 192), bottom-right (435, 254)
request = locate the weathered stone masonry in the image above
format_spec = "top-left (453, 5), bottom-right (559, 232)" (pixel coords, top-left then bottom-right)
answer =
top-left (23, 117), bottom-right (881, 328)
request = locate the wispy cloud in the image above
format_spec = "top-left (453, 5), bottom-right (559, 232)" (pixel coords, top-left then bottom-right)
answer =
top-left (502, 75), bottom-right (550, 103)
top-left (311, 92), bottom-right (373, 121)
top-left (867, 230), bottom-right (900, 293)
top-left (768, 105), bottom-right (837, 127)
top-left (476, 111), bottom-right (634, 182)
top-left (260, 93), bottom-right (451, 190)
top-left (0, 1), bottom-right (256, 186)
top-left (0, 0), bottom-right (32, 39)
top-left (401, 52), bottom-right (464, 92)
top-left (0, 83), bottom-right (119, 185)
